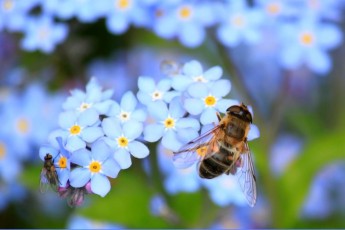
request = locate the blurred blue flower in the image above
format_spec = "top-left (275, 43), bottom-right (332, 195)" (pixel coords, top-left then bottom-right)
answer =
top-left (144, 98), bottom-right (200, 152)
top-left (106, 91), bottom-right (146, 124)
top-left (0, 136), bottom-right (22, 182)
top-left (137, 76), bottom-right (179, 106)
top-left (67, 215), bottom-right (124, 229)
top-left (51, 108), bottom-right (103, 152)
top-left (216, 0), bottom-right (264, 47)
top-left (184, 80), bottom-right (236, 125)
top-left (149, 194), bottom-right (179, 223)
top-left (62, 77), bottom-right (114, 115)
top-left (69, 140), bottom-right (120, 197)
top-left (0, 0), bottom-right (40, 32)
top-left (152, 1), bottom-right (218, 47)
top-left (278, 18), bottom-right (343, 74)
top-left (0, 182), bottom-right (26, 211)
top-left (103, 0), bottom-right (150, 34)
top-left (293, 0), bottom-right (344, 21)
top-left (20, 15), bottom-right (68, 53)
top-left (171, 60), bottom-right (223, 92)
top-left (102, 119), bottom-right (149, 169)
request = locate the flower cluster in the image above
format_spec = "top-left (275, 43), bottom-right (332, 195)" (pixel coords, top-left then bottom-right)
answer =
top-left (1, 0), bottom-right (344, 74)
top-left (39, 59), bottom-right (261, 207)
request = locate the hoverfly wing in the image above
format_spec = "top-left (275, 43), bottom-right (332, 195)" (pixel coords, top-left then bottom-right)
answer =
top-left (235, 142), bottom-right (257, 207)
top-left (173, 125), bottom-right (223, 169)
top-left (39, 168), bottom-right (49, 193)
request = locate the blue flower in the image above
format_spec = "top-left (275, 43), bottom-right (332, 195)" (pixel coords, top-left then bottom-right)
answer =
top-left (68, 215), bottom-right (124, 229)
top-left (216, 0), bottom-right (264, 47)
top-left (137, 76), bottom-right (179, 106)
top-left (20, 15), bottom-right (68, 53)
top-left (106, 91), bottom-right (146, 124)
top-left (171, 60), bottom-right (223, 92)
top-left (278, 18), bottom-right (343, 74)
top-left (62, 77), bottom-right (114, 115)
top-left (102, 119), bottom-right (149, 169)
top-left (152, 1), bottom-right (218, 47)
top-left (184, 80), bottom-right (237, 125)
top-left (144, 98), bottom-right (200, 152)
top-left (69, 140), bottom-right (120, 197)
top-left (102, 0), bottom-right (150, 34)
top-left (50, 108), bottom-right (103, 152)
top-left (39, 137), bottom-right (71, 187)
top-left (202, 174), bottom-right (247, 207)
top-left (0, 136), bottom-right (22, 182)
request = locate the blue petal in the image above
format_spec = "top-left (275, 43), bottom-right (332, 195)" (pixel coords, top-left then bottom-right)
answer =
top-left (102, 118), bottom-right (122, 138)
top-left (81, 126), bottom-right (103, 143)
top-left (179, 23), bottom-right (205, 47)
top-left (216, 99), bottom-right (239, 113)
top-left (210, 80), bottom-right (231, 98)
top-left (306, 48), bottom-right (331, 75)
top-left (144, 124), bottom-right (164, 142)
top-left (85, 88), bottom-right (102, 103)
top-left (137, 91), bottom-right (151, 105)
top-left (157, 78), bottom-right (171, 92)
top-left (91, 140), bottom-right (111, 162)
top-left (176, 118), bottom-right (200, 130)
top-left (183, 60), bottom-right (203, 76)
top-left (128, 141), bottom-right (149, 158)
top-left (91, 173), bottom-right (110, 197)
top-left (65, 136), bottom-right (86, 152)
top-left (164, 91), bottom-right (181, 103)
top-left (176, 128), bottom-right (199, 143)
top-left (62, 96), bottom-right (81, 110)
top-left (78, 108), bottom-right (99, 126)
top-left (188, 83), bottom-right (208, 98)
top-left (279, 46), bottom-right (302, 69)
top-left (59, 111), bottom-right (77, 129)
top-left (101, 158), bottom-right (120, 178)
top-left (184, 98), bottom-right (204, 115)
top-left (121, 91), bottom-right (137, 112)
top-left (248, 124), bottom-right (260, 141)
top-left (57, 169), bottom-right (69, 187)
top-left (147, 101), bottom-right (168, 120)
top-left (162, 130), bottom-right (183, 152)
top-left (171, 75), bottom-right (193, 91)
top-left (169, 97), bottom-right (185, 119)
top-left (48, 129), bottom-right (68, 149)
top-left (200, 108), bottom-right (218, 125)
top-left (93, 100), bottom-right (113, 114)
top-left (114, 148), bottom-right (132, 169)
top-left (107, 101), bottom-right (121, 117)
top-left (106, 14), bottom-right (129, 34)
top-left (132, 109), bottom-right (147, 122)
top-left (39, 146), bottom-right (58, 161)
top-left (138, 76), bottom-right (155, 93)
top-left (204, 66), bottom-right (223, 81)
top-left (70, 168), bottom-right (90, 188)
top-left (70, 148), bottom-right (91, 166)
top-left (216, 25), bottom-right (240, 47)
top-left (123, 121), bottom-right (143, 140)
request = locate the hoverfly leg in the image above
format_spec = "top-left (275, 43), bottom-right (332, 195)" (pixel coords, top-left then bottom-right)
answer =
top-left (216, 112), bottom-right (222, 122)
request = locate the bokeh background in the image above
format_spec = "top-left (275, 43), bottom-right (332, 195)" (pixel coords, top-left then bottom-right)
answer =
top-left (1, 0), bottom-right (345, 228)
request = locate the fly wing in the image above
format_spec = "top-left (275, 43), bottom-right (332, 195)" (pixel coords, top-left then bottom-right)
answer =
top-left (235, 142), bottom-right (257, 207)
top-left (173, 125), bottom-right (224, 169)
top-left (39, 168), bottom-right (49, 193)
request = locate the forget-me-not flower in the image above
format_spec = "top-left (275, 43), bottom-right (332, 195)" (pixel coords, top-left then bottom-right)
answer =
top-left (102, 118), bottom-right (149, 169)
top-left (144, 98), bottom-right (200, 152)
top-left (69, 140), bottom-right (120, 197)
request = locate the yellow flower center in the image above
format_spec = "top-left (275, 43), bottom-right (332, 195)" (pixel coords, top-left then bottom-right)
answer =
top-left (58, 157), bottom-right (67, 168)
top-left (89, 161), bottom-right (101, 173)
top-left (164, 117), bottom-right (175, 129)
top-left (116, 0), bottom-right (131, 10)
top-left (204, 95), bottom-right (217, 107)
top-left (178, 5), bottom-right (192, 20)
top-left (70, 125), bottom-right (81, 135)
top-left (16, 117), bottom-right (30, 134)
top-left (117, 136), bottom-right (129, 148)
top-left (0, 142), bottom-right (6, 159)
top-left (266, 2), bottom-right (281, 15)
top-left (79, 102), bottom-right (91, 112)
top-left (151, 90), bottom-right (163, 101)
top-left (196, 146), bottom-right (208, 157)
top-left (300, 32), bottom-right (314, 46)
top-left (231, 14), bottom-right (245, 28)
top-left (2, 0), bottom-right (14, 11)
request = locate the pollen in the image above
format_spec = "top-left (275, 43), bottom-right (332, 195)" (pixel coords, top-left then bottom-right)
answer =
top-left (16, 117), bottom-right (30, 134)
top-left (70, 125), bottom-right (81, 135)
top-left (204, 95), bottom-right (217, 107)
top-left (151, 90), bottom-right (163, 101)
top-left (0, 142), bottom-right (6, 159)
top-left (117, 136), bottom-right (129, 148)
top-left (266, 2), bottom-right (281, 15)
top-left (300, 32), bottom-right (314, 46)
top-left (164, 117), bottom-right (175, 129)
top-left (178, 5), bottom-right (192, 20)
top-left (79, 102), bottom-right (91, 112)
top-left (196, 146), bottom-right (207, 157)
top-left (231, 14), bottom-right (245, 28)
top-left (116, 0), bottom-right (131, 10)
top-left (89, 161), bottom-right (101, 173)
top-left (58, 157), bottom-right (67, 168)
top-left (119, 111), bottom-right (130, 122)
top-left (2, 0), bottom-right (14, 11)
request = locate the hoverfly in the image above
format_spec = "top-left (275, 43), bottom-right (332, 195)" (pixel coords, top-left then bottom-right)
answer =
top-left (173, 103), bottom-right (258, 207)
top-left (40, 153), bottom-right (60, 193)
